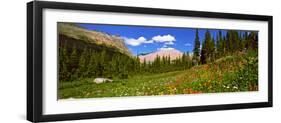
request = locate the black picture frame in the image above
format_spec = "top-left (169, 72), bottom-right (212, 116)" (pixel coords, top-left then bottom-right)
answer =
top-left (27, 1), bottom-right (273, 122)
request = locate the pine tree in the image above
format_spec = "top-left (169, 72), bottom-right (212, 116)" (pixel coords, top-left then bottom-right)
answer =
top-left (97, 49), bottom-right (107, 77)
top-left (238, 31), bottom-right (244, 51)
top-left (59, 45), bottom-right (70, 81)
top-left (222, 35), bottom-right (227, 54)
top-left (77, 48), bottom-right (89, 78)
top-left (226, 30), bottom-right (240, 53)
top-left (193, 29), bottom-right (201, 65)
top-left (181, 53), bottom-right (187, 69)
top-left (142, 58), bottom-right (147, 73)
top-left (200, 41), bottom-right (207, 64)
top-left (226, 31), bottom-right (231, 53)
top-left (201, 30), bottom-right (212, 63)
top-left (153, 55), bottom-right (161, 72)
top-left (135, 57), bottom-right (141, 73)
top-left (233, 30), bottom-right (239, 52)
top-left (168, 55), bottom-right (171, 65)
top-left (69, 45), bottom-right (79, 80)
top-left (216, 30), bottom-right (223, 58)
top-left (161, 56), bottom-right (167, 72)
top-left (210, 37), bottom-right (215, 61)
top-left (87, 50), bottom-right (98, 77)
top-left (248, 32), bottom-right (258, 50)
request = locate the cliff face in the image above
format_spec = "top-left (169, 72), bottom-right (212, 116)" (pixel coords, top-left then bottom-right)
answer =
top-left (58, 23), bottom-right (132, 56)
top-left (138, 48), bottom-right (183, 62)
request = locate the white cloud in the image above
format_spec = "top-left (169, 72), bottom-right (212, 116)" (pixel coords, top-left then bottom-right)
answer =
top-left (123, 36), bottom-right (153, 46)
top-left (184, 43), bottom-right (192, 46)
top-left (123, 34), bottom-right (176, 46)
top-left (158, 47), bottom-right (175, 51)
top-left (138, 37), bottom-right (146, 42)
top-left (152, 34), bottom-right (176, 43)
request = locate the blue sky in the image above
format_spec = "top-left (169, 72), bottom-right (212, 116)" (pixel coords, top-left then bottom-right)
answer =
top-left (77, 23), bottom-right (227, 56)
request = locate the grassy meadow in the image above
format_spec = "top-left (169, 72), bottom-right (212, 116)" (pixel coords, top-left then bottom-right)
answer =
top-left (59, 51), bottom-right (258, 99)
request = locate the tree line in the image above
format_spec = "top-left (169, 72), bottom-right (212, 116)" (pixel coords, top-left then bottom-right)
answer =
top-left (59, 29), bottom-right (258, 82)
top-left (193, 29), bottom-right (258, 65)
top-left (59, 42), bottom-right (192, 81)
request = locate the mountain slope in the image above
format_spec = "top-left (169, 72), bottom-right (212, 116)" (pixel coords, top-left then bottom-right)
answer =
top-left (58, 23), bottom-right (131, 56)
top-left (138, 48), bottom-right (183, 62)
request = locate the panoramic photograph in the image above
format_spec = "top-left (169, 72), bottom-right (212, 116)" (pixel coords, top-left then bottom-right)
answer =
top-left (58, 22), bottom-right (258, 99)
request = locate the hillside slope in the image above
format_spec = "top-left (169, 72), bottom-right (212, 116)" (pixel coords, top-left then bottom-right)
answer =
top-left (58, 23), bottom-right (131, 56)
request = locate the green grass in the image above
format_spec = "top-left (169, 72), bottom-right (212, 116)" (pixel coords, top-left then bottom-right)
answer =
top-left (58, 52), bottom-right (258, 99)
top-left (59, 71), bottom-right (181, 98)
